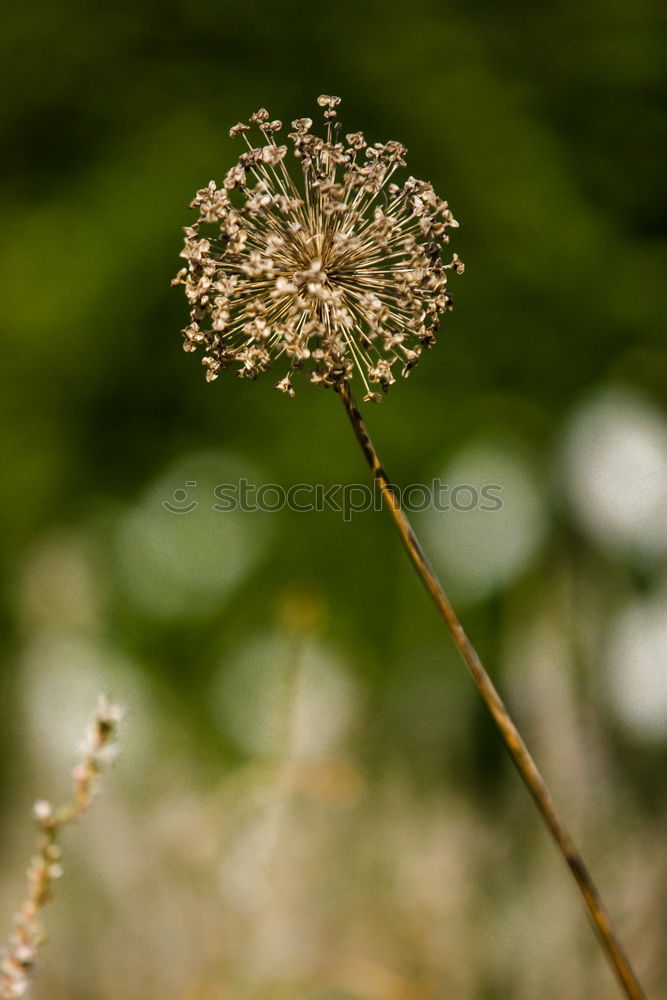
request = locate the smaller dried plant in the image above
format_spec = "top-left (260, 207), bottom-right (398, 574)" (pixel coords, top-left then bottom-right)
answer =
top-left (0, 697), bottom-right (123, 1000)
top-left (172, 95), bottom-right (463, 401)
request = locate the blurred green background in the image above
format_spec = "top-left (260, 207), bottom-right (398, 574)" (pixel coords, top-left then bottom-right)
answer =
top-left (1, 1), bottom-right (666, 997)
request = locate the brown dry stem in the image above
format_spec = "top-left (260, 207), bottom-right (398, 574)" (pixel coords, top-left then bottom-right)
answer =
top-left (0, 696), bottom-right (123, 1000)
top-left (338, 378), bottom-right (645, 1000)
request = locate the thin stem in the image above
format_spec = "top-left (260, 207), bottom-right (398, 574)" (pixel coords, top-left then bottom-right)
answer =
top-left (0, 697), bottom-right (123, 1000)
top-left (337, 380), bottom-right (646, 1000)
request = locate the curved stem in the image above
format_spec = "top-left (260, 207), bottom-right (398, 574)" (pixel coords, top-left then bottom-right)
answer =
top-left (337, 380), bottom-right (645, 1000)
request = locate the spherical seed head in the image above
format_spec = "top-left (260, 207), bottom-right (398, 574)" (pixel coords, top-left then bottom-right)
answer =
top-left (173, 96), bottom-right (462, 402)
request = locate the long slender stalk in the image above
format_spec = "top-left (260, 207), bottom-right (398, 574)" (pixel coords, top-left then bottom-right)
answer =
top-left (337, 380), bottom-right (645, 1000)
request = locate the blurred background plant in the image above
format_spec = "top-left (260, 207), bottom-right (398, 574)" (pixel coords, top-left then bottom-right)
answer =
top-left (0, 1), bottom-right (665, 997)
top-left (1, 697), bottom-right (123, 1000)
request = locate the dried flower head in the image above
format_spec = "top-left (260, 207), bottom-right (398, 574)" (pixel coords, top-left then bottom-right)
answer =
top-left (173, 96), bottom-right (462, 402)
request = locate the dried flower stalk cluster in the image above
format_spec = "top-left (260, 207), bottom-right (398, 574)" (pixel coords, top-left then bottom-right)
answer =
top-left (173, 95), bottom-right (463, 401)
top-left (1, 697), bottom-right (123, 1000)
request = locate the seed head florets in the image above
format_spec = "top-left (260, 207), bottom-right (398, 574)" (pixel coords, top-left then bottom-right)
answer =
top-left (173, 96), bottom-right (463, 402)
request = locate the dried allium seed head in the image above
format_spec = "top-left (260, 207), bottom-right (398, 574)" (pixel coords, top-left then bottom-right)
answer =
top-left (173, 96), bottom-right (462, 402)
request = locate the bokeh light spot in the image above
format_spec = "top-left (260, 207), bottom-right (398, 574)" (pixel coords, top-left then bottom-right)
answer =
top-left (420, 440), bottom-right (548, 604)
top-left (561, 388), bottom-right (667, 560)
top-left (115, 450), bottom-right (273, 620)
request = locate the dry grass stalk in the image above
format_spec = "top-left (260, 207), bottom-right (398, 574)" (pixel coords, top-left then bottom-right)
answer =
top-left (0, 696), bottom-right (123, 1000)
